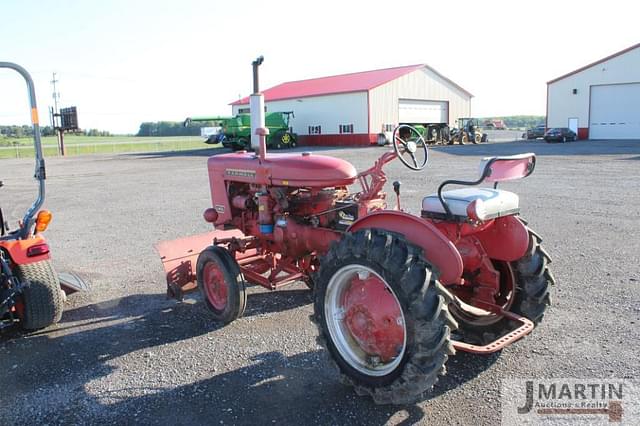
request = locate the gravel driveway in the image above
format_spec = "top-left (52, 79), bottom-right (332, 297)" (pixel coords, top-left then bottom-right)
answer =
top-left (1, 138), bottom-right (639, 425)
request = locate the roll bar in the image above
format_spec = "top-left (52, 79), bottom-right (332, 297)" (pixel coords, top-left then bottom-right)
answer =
top-left (0, 62), bottom-right (46, 239)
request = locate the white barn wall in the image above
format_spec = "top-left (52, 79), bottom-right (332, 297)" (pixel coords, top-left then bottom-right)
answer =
top-left (232, 92), bottom-right (368, 136)
top-left (547, 46), bottom-right (640, 136)
top-left (369, 68), bottom-right (472, 133)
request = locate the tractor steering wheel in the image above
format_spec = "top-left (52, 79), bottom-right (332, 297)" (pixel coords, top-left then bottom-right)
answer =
top-left (392, 125), bottom-right (429, 171)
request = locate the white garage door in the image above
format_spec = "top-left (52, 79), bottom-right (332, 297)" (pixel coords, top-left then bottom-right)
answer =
top-left (590, 83), bottom-right (640, 139)
top-left (398, 100), bottom-right (448, 124)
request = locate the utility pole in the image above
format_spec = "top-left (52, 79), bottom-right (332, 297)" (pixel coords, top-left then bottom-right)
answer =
top-left (50, 72), bottom-right (65, 155)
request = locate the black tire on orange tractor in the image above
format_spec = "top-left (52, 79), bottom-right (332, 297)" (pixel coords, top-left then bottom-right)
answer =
top-left (196, 246), bottom-right (246, 324)
top-left (15, 260), bottom-right (63, 330)
top-left (312, 229), bottom-right (457, 405)
top-left (448, 225), bottom-right (554, 346)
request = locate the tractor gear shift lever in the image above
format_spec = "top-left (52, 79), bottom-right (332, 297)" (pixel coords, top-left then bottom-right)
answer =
top-left (393, 181), bottom-right (401, 210)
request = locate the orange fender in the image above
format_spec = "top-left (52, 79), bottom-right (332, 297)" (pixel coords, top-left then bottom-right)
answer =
top-left (0, 235), bottom-right (51, 265)
top-left (348, 211), bottom-right (463, 285)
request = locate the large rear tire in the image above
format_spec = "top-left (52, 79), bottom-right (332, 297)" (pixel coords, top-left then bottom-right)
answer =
top-left (196, 246), bottom-right (246, 324)
top-left (448, 225), bottom-right (553, 345)
top-left (313, 229), bottom-right (456, 405)
top-left (16, 260), bottom-right (63, 330)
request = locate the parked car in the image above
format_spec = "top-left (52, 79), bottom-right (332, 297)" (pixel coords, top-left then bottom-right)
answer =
top-left (544, 127), bottom-right (576, 143)
top-left (523, 124), bottom-right (546, 140)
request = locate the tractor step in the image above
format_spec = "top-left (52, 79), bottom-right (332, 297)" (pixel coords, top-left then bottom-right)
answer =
top-left (451, 310), bottom-right (535, 354)
top-left (59, 272), bottom-right (90, 294)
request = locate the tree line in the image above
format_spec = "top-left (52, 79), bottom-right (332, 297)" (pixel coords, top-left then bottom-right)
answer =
top-left (0, 125), bottom-right (110, 138)
top-left (478, 116), bottom-right (545, 128)
top-left (136, 121), bottom-right (215, 137)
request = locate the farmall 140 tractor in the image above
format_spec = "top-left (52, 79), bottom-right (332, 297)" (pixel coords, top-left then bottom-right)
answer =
top-left (156, 57), bottom-right (554, 404)
top-left (0, 62), bottom-right (87, 331)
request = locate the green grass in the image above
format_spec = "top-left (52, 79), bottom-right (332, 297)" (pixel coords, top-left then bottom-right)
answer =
top-left (0, 135), bottom-right (216, 159)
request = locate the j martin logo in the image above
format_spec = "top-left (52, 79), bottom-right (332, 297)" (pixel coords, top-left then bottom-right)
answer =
top-left (502, 379), bottom-right (639, 425)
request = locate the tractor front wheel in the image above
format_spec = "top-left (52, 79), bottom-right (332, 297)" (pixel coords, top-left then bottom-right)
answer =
top-left (196, 246), bottom-right (246, 324)
top-left (313, 229), bottom-right (456, 405)
top-left (16, 260), bottom-right (64, 330)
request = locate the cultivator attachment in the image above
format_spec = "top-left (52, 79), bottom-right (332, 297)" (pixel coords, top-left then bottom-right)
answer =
top-left (154, 230), bottom-right (245, 300)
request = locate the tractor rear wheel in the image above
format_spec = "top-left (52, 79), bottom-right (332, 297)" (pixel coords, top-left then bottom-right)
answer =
top-left (16, 260), bottom-right (64, 330)
top-left (196, 246), bottom-right (246, 324)
top-left (313, 229), bottom-right (456, 405)
top-left (448, 226), bottom-right (553, 345)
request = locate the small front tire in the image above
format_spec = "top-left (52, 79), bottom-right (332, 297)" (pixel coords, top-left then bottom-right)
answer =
top-left (196, 246), bottom-right (246, 324)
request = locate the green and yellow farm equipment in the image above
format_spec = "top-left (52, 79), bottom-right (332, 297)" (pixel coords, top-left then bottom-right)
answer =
top-left (185, 112), bottom-right (297, 151)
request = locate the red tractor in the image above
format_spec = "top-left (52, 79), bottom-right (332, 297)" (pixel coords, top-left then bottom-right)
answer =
top-left (156, 58), bottom-right (554, 404)
top-left (0, 62), bottom-right (87, 331)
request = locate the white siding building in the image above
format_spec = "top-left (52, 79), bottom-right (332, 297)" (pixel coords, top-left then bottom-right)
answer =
top-left (231, 64), bottom-right (472, 146)
top-left (547, 43), bottom-right (640, 140)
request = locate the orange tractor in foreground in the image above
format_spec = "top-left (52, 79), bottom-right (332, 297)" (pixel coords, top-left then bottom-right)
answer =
top-left (156, 57), bottom-right (554, 404)
top-left (1, 62), bottom-right (87, 331)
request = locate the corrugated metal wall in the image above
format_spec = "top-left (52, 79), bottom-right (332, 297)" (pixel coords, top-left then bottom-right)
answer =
top-left (547, 46), bottom-right (640, 138)
top-left (369, 68), bottom-right (472, 133)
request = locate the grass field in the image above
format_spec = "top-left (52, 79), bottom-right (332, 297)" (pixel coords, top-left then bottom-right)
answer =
top-left (0, 135), bottom-right (215, 159)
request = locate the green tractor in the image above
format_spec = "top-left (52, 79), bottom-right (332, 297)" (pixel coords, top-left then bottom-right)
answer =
top-left (185, 111), bottom-right (297, 151)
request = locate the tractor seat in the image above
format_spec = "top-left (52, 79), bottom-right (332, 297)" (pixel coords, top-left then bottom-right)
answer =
top-left (421, 188), bottom-right (519, 220)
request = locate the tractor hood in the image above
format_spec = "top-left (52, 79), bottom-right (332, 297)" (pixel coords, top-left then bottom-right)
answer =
top-left (208, 152), bottom-right (357, 187)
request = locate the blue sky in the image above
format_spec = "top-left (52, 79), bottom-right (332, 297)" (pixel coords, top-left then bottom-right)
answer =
top-left (1, 0), bottom-right (637, 134)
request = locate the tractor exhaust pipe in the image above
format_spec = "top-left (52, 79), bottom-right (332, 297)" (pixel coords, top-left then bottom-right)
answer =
top-left (250, 56), bottom-right (266, 152)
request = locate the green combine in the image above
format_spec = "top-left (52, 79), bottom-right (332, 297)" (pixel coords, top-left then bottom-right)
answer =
top-left (185, 111), bottom-right (297, 150)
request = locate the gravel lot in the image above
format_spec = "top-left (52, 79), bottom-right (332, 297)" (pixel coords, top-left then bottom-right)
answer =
top-left (1, 138), bottom-right (639, 425)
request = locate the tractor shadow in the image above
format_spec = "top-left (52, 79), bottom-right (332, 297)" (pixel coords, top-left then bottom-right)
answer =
top-left (0, 289), bottom-right (499, 425)
top-left (243, 286), bottom-right (312, 317)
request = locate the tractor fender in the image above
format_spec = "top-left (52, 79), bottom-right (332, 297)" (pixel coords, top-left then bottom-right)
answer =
top-left (473, 215), bottom-right (530, 261)
top-left (0, 236), bottom-right (51, 265)
top-left (348, 211), bottom-right (463, 284)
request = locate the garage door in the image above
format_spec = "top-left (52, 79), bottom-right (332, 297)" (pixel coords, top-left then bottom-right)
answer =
top-left (590, 83), bottom-right (640, 139)
top-left (398, 100), bottom-right (448, 124)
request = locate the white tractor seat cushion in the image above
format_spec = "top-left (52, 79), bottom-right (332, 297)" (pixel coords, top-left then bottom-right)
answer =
top-left (422, 188), bottom-right (519, 219)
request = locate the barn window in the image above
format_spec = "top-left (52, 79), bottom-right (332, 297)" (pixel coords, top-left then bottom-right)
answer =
top-left (383, 124), bottom-right (395, 132)
top-left (238, 108), bottom-right (250, 113)
top-left (339, 124), bottom-right (354, 134)
top-left (308, 125), bottom-right (322, 135)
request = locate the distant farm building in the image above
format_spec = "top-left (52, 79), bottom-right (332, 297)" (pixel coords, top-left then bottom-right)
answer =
top-left (547, 43), bottom-right (640, 140)
top-left (231, 64), bottom-right (472, 146)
